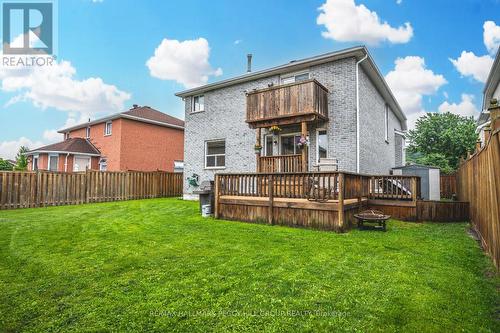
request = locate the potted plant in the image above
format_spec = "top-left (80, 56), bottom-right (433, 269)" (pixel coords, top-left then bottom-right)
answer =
top-left (297, 136), bottom-right (308, 149)
top-left (254, 144), bottom-right (262, 153)
top-left (269, 125), bottom-right (281, 135)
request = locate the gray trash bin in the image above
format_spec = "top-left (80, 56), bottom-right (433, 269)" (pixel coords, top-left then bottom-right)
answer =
top-left (193, 181), bottom-right (214, 217)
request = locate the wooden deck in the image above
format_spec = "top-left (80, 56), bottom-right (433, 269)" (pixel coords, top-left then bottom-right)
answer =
top-left (215, 172), bottom-right (469, 232)
top-left (218, 195), bottom-right (368, 231)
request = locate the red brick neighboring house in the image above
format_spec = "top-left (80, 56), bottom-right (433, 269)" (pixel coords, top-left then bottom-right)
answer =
top-left (26, 105), bottom-right (184, 172)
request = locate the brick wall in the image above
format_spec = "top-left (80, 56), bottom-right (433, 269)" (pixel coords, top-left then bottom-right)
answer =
top-left (359, 66), bottom-right (404, 174)
top-left (119, 119), bottom-right (184, 172)
top-left (69, 120), bottom-right (122, 171)
top-left (182, 56), bottom-right (405, 197)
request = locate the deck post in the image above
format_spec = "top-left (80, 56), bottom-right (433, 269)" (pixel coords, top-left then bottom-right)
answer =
top-left (489, 105), bottom-right (500, 131)
top-left (256, 128), bottom-right (262, 172)
top-left (338, 173), bottom-right (345, 229)
top-left (411, 177), bottom-right (418, 204)
top-left (214, 174), bottom-right (220, 218)
top-left (301, 121), bottom-right (308, 172)
top-left (268, 174), bottom-right (274, 224)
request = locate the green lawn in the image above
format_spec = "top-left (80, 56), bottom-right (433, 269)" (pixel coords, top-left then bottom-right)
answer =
top-left (0, 199), bottom-right (498, 332)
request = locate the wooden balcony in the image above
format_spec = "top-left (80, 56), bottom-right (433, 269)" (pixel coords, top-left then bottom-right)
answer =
top-left (259, 155), bottom-right (302, 173)
top-left (246, 79), bottom-right (329, 128)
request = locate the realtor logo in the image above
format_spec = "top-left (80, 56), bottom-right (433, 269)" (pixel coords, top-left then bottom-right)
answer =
top-left (2, 1), bottom-right (54, 55)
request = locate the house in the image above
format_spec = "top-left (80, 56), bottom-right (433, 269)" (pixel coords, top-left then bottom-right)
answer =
top-left (26, 105), bottom-right (184, 172)
top-left (477, 47), bottom-right (500, 144)
top-left (176, 46), bottom-right (407, 199)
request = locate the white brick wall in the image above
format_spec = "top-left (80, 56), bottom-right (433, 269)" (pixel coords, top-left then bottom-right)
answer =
top-left (182, 56), bottom-right (403, 197)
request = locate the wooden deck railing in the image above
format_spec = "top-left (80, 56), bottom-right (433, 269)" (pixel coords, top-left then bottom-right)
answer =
top-left (216, 172), bottom-right (419, 201)
top-left (369, 175), bottom-right (420, 201)
top-left (259, 155), bottom-right (302, 173)
top-left (246, 79), bottom-right (329, 128)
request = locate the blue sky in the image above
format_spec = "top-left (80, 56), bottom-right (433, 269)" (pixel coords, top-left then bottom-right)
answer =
top-left (0, 0), bottom-right (499, 158)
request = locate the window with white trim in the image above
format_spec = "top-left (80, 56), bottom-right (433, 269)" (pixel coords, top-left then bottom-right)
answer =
top-left (205, 140), bottom-right (225, 168)
top-left (192, 95), bottom-right (205, 112)
top-left (384, 104), bottom-right (389, 143)
top-left (265, 135), bottom-right (274, 156)
top-left (64, 132), bottom-right (69, 140)
top-left (105, 121), bottom-right (112, 136)
top-left (86, 126), bottom-right (91, 139)
top-left (280, 71), bottom-right (309, 84)
top-left (32, 155), bottom-right (39, 171)
top-left (48, 154), bottom-right (59, 171)
top-left (317, 129), bottom-right (328, 162)
top-left (99, 158), bottom-right (107, 171)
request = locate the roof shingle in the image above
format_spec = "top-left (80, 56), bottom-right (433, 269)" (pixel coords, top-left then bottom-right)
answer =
top-left (28, 138), bottom-right (101, 155)
top-left (122, 106), bottom-right (184, 127)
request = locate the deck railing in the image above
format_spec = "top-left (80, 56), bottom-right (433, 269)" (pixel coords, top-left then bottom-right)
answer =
top-left (216, 172), bottom-right (420, 201)
top-left (246, 79), bottom-right (329, 127)
top-left (259, 155), bottom-right (302, 173)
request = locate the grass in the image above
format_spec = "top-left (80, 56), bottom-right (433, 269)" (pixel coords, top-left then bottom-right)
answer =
top-left (0, 198), bottom-right (498, 332)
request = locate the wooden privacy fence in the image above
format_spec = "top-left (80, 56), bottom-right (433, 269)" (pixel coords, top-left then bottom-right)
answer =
top-left (0, 170), bottom-right (183, 210)
top-left (457, 122), bottom-right (500, 269)
top-left (440, 174), bottom-right (457, 199)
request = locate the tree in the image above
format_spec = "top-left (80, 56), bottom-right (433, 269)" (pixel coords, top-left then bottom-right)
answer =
top-left (13, 146), bottom-right (29, 171)
top-left (407, 112), bottom-right (477, 173)
top-left (0, 159), bottom-right (13, 171)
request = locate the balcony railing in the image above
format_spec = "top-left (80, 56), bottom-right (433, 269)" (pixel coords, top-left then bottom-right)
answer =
top-left (259, 155), bottom-right (302, 173)
top-left (246, 79), bottom-right (329, 128)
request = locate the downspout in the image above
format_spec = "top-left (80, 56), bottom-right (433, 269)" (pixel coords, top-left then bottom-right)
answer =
top-left (356, 54), bottom-right (368, 173)
top-left (64, 153), bottom-right (69, 172)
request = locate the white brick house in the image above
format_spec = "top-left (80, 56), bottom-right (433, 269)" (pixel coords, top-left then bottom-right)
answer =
top-left (176, 46), bottom-right (407, 199)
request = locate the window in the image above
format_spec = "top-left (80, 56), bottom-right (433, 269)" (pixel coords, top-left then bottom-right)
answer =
top-left (265, 135), bottom-right (274, 156)
top-left (99, 158), bottom-right (107, 171)
top-left (193, 95), bottom-right (205, 112)
top-left (85, 127), bottom-right (91, 139)
top-left (105, 121), bottom-right (112, 136)
top-left (317, 130), bottom-right (328, 162)
top-left (279, 134), bottom-right (302, 155)
top-left (73, 156), bottom-right (90, 172)
top-left (48, 155), bottom-right (58, 171)
top-left (32, 155), bottom-right (39, 171)
top-left (205, 140), bottom-right (225, 168)
top-left (64, 132), bottom-right (69, 140)
top-left (280, 71), bottom-right (309, 84)
top-left (384, 104), bottom-right (389, 143)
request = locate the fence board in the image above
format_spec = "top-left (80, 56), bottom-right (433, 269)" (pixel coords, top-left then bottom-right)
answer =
top-left (457, 128), bottom-right (500, 269)
top-left (0, 170), bottom-right (183, 210)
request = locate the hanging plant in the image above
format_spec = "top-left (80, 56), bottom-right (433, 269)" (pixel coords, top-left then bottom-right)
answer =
top-left (254, 144), bottom-right (262, 153)
top-left (269, 125), bottom-right (282, 135)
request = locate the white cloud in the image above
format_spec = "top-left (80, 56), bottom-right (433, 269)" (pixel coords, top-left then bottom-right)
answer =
top-left (146, 37), bottom-right (222, 88)
top-left (1, 60), bottom-right (130, 117)
top-left (449, 51), bottom-right (493, 83)
top-left (234, 39), bottom-right (242, 45)
top-left (385, 56), bottom-right (447, 116)
top-left (396, 0), bottom-right (402, 4)
top-left (316, 0), bottom-right (413, 45)
top-left (0, 137), bottom-right (44, 160)
top-left (484, 21), bottom-right (500, 55)
top-left (406, 111), bottom-right (428, 130)
top-left (438, 94), bottom-right (479, 118)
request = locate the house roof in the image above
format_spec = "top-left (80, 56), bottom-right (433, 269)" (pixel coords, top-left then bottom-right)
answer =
top-left (479, 48), bottom-right (500, 125)
top-left (27, 138), bottom-right (101, 156)
top-left (175, 45), bottom-right (407, 130)
top-left (58, 105), bottom-right (184, 133)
